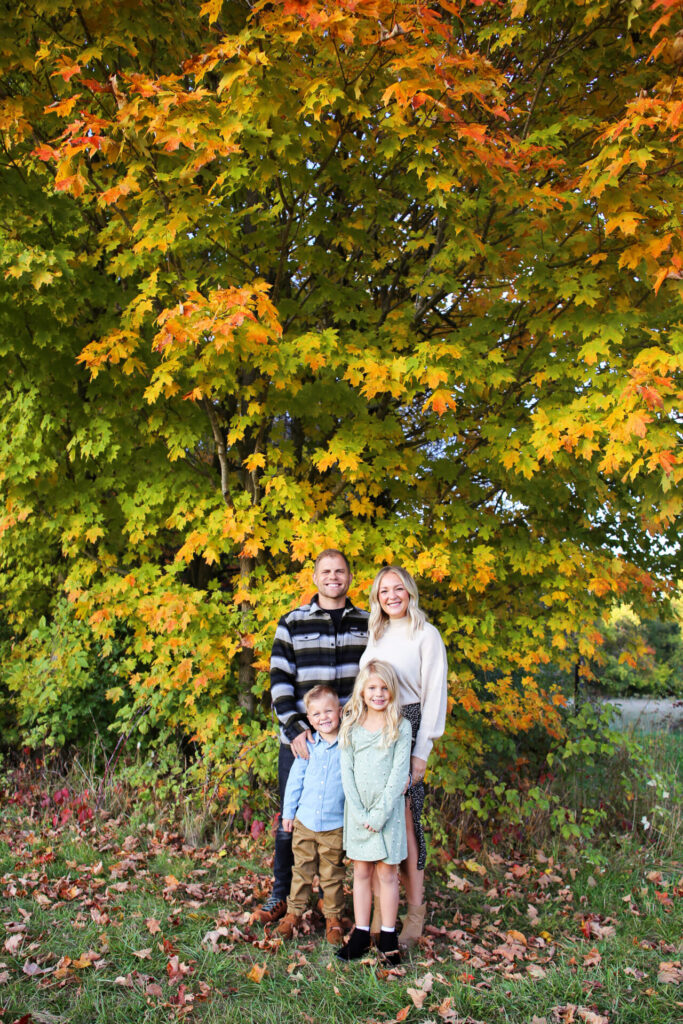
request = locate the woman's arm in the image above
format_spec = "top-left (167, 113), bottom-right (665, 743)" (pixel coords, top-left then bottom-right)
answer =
top-left (413, 625), bottom-right (448, 763)
top-left (364, 720), bottom-right (412, 832)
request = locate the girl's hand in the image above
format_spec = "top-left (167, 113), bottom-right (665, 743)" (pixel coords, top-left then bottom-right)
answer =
top-left (363, 822), bottom-right (377, 832)
top-left (410, 755), bottom-right (427, 785)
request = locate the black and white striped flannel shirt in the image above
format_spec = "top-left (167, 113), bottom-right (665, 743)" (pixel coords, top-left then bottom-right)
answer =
top-left (270, 596), bottom-right (369, 745)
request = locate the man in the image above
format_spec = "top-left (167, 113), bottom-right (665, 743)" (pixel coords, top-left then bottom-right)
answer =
top-left (250, 549), bottom-right (369, 924)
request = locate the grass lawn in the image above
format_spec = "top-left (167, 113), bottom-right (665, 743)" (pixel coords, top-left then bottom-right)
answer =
top-left (0, 793), bottom-right (681, 1024)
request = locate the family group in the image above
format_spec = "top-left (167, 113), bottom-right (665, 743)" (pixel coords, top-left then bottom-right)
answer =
top-left (249, 550), bottom-right (449, 965)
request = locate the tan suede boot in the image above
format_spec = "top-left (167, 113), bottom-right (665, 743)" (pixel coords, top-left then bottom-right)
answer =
top-left (398, 903), bottom-right (426, 948)
top-left (370, 893), bottom-right (382, 944)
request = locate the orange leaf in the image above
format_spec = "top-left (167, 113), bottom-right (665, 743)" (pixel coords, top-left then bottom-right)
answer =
top-left (247, 963), bottom-right (267, 983)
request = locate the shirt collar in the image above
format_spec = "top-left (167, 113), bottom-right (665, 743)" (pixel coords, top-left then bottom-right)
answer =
top-left (312, 731), bottom-right (339, 749)
top-left (309, 595), bottom-right (353, 617)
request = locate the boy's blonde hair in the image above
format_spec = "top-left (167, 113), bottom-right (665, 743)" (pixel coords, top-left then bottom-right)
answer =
top-left (339, 660), bottom-right (402, 748)
top-left (304, 684), bottom-right (340, 711)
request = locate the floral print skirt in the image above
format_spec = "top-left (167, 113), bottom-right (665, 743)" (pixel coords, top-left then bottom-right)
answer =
top-left (401, 702), bottom-right (427, 871)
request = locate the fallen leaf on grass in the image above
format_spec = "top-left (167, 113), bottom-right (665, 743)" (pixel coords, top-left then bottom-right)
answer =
top-left (132, 948), bottom-right (152, 959)
top-left (246, 963), bottom-right (267, 983)
top-left (510, 863), bottom-right (530, 879)
top-left (464, 858), bottom-right (487, 876)
top-left (0, 969), bottom-right (9, 983)
top-left (145, 917), bottom-right (161, 934)
top-left (447, 872), bottom-right (469, 891)
top-left (146, 981), bottom-right (163, 997)
top-left (583, 948), bottom-right (602, 967)
top-left (437, 997), bottom-right (459, 1022)
top-left (4, 933), bottom-right (24, 954)
top-left (531, 1017), bottom-right (547, 1024)
top-left (551, 1006), bottom-right (608, 1024)
top-left (527, 963), bottom-right (547, 979)
top-left (23, 960), bottom-right (53, 976)
top-left (395, 1008), bottom-right (411, 1022)
top-left (578, 1011), bottom-right (608, 1024)
top-left (167, 955), bottom-right (192, 981)
top-left (406, 987), bottom-right (427, 1008)
top-left (657, 961), bottom-right (682, 984)
top-left (202, 926), bottom-right (230, 952)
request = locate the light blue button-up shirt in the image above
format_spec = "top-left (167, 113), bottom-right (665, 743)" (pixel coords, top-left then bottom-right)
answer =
top-left (282, 732), bottom-right (344, 832)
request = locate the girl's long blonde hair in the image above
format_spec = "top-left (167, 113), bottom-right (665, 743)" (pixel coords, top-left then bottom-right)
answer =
top-left (368, 565), bottom-right (426, 644)
top-left (339, 660), bottom-right (402, 749)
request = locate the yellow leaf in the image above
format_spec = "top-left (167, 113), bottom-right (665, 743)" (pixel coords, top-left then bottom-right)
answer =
top-left (246, 963), bottom-right (267, 984)
top-left (200, 0), bottom-right (223, 23)
top-left (244, 453), bottom-right (266, 471)
top-left (32, 268), bottom-right (55, 290)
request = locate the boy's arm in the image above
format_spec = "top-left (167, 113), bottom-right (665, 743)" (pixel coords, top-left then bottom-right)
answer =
top-left (281, 750), bottom-right (308, 829)
top-left (365, 721), bottom-right (412, 832)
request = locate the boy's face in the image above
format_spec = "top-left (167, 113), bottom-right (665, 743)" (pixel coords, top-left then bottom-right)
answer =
top-left (307, 696), bottom-right (341, 737)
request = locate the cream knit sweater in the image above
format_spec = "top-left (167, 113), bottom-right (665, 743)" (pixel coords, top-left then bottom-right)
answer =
top-left (359, 617), bottom-right (448, 762)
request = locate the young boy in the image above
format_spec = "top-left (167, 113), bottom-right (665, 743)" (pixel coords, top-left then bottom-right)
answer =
top-left (276, 685), bottom-right (346, 943)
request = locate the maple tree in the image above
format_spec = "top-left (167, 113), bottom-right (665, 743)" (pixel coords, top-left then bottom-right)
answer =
top-left (0, 0), bottom-right (682, 799)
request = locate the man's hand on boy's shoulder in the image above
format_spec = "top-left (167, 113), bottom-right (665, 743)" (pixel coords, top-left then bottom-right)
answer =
top-left (291, 729), bottom-right (313, 759)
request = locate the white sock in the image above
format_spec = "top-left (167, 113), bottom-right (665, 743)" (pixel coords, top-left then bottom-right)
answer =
top-left (380, 926), bottom-right (396, 933)
top-left (355, 925), bottom-right (370, 931)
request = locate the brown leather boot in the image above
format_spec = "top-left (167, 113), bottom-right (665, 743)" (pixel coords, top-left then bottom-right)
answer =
top-left (249, 895), bottom-right (287, 925)
top-left (398, 903), bottom-right (426, 948)
top-left (276, 912), bottom-right (301, 939)
top-left (325, 916), bottom-right (344, 943)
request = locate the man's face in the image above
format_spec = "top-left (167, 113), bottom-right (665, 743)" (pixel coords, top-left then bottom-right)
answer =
top-left (313, 555), bottom-right (352, 608)
top-left (307, 696), bottom-right (342, 737)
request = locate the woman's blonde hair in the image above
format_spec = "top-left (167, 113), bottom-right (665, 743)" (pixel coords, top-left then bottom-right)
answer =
top-left (339, 660), bottom-right (402, 748)
top-left (368, 565), bottom-right (426, 643)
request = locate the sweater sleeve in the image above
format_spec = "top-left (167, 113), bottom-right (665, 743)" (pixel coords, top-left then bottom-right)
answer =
top-left (365, 720), bottom-right (412, 832)
top-left (340, 737), bottom-right (369, 824)
top-left (413, 625), bottom-right (449, 762)
top-left (282, 745), bottom-right (309, 820)
top-left (270, 616), bottom-right (308, 741)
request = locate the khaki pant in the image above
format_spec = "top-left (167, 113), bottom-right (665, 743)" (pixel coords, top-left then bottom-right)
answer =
top-left (287, 819), bottom-right (345, 918)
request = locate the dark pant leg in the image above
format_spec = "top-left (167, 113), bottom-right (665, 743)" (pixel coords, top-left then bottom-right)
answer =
top-left (272, 742), bottom-right (295, 901)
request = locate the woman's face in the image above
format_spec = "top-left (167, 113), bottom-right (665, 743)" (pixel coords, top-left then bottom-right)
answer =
top-left (377, 571), bottom-right (410, 619)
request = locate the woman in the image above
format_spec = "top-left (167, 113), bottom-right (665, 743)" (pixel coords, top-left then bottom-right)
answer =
top-left (359, 565), bottom-right (448, 947)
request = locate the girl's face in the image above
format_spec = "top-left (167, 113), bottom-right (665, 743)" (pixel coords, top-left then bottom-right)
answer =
top-left (377, 571), bottom-right (410, 619)
top-left (362, 674), bottom-right (392, 713)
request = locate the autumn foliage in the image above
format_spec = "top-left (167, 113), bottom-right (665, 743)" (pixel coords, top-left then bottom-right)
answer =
top-left (1, 1), bottom-right (682, 806)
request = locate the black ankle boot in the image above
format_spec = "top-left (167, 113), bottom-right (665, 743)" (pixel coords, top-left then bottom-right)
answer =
top-left (377, 928), bottom-right (401, 964)
top-left (335, 927), bottom-right (371, 961)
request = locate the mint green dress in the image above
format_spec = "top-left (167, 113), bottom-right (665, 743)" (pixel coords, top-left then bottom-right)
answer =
top-left (340, 717), bottom-right (412, 864)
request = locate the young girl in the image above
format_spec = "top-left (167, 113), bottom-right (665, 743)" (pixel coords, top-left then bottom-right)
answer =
top-left (336, 660), bottom-right (412, 963)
